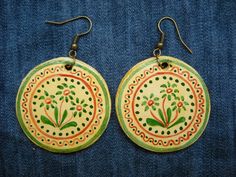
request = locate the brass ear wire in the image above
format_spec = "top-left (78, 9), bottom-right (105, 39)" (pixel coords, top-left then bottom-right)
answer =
top-left (153, 16), bottom-right (192, 69)
top-left (154, 16), bottom-right (192, 55)
top-left (46, 16), bottom-right (93, 70)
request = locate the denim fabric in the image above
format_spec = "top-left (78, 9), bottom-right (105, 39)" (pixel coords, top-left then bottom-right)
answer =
top-left (0, 0), bottom-right (235, 177)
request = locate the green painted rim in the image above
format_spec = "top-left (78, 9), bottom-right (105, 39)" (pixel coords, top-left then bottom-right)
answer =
top-left (16, 57), bottom-right (111, 153)
top-left (116, 56), bottom-right (211, 152)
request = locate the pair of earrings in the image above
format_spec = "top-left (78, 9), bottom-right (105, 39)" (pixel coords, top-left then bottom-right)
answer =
top-left (16, 16), bottom-right (210, 153)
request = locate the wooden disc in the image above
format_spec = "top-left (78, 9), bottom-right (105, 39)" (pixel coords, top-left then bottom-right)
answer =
top-left (16, 57), bottom-right (111, 153)
top-left (116, 56), bottom-right (210, 152)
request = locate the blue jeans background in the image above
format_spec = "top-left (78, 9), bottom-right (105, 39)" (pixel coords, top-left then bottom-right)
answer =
top-left (0, 0), bottom-right (235, 177)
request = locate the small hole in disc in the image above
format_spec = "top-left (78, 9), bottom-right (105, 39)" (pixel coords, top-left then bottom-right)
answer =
top-left (65, 64), bottom-right (73, 70)
top-left (160, 62), bottom-right (168, 69)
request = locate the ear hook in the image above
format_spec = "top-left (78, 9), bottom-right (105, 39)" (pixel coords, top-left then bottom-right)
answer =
top-left (45, 16), bottom-right (93, 70)
top-left (46, 15), bottom-right (92, 36)
top-left (156, 16), bottom-right (192, 54)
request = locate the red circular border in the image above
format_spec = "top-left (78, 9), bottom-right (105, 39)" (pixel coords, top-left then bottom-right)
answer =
top-left (122, 64), bottom-right (205, 146)
top-left (131, 72), bottom-right (198, 138)
top-left (28, 74), bottom-right (97, 140)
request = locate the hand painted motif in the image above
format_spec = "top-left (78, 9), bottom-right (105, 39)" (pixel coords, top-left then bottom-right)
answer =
top-left (142, 82), bottom-right (189, 129)
top-left (116, 56), bottom-right (210, 152)
top-left (16, 57), bottom-right (111, 153)
top-left (38, 83), bottom-right (89, 131)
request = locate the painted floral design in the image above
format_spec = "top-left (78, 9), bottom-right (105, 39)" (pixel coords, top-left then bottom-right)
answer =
top-left (171, 96), bottom-right (189, 113)
top-left (141, 81), bottom-right (189, 129)
top-left (56, 83), bottom-right (76, 102)
top-left (142, 93), bottom-right (159, 111)
top-left (70, 98), bottom-right (88, 117)
top-left (160, 82), bottom-right (178, 101)
top-left (39, 91), bottom-right (57, 110)
top-left (39, 83), bottom-right (88, 130)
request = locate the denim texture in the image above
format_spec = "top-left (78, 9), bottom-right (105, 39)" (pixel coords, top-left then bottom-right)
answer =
top-left (0, 0), bottom-right (235, 177)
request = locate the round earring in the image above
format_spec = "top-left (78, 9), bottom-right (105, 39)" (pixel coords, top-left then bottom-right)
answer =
top-left (116, 17), bottom-right (210, 152)
top-left (16, 16), bottom-right (111, 153)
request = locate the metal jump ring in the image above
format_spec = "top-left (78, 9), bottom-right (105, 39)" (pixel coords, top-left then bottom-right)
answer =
top-left (153, 48), bottom-right (161, 65)
top-left (153, 48), bottom-right (168, 69)
top-left (153, 48), bottom-right (162, 57)
top-left (69, 50), bottom-right (77, 58)
top-left (65, 50), bottom-right (77, 70)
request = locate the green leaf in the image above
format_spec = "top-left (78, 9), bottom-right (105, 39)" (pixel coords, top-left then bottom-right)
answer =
top-left (83, 104), bottom-right (88, 107)
top-left (141, 101), bottom-right (147, 106)
top-left (70, 107), bottom-right (75, 110)
top-left (184, 101), bottom-right (189, 105)
top-left (54, 107), bottom-right (59, 125)
top-left (76, 98), bottom-right (79, 103)
top-left (83, 109), bottom-right (87, 113)
top-left (44, 90), bottom-right (49, 96)
top-left (40, 103), bottom-right (44, 107)
top-left (71, 91), bottom-right (75, 95)
top-left (62, 83), bottom-right (68, 88)
top-left (69, 95), bottom-right (73, 100)
top-left (41, 115), bottom-right (55, 127)
top-left (172, 93), bottom-right (176, 98)
top-left (168, 117), bottom-right (185, 129)
top-left (59, 96), bottom-right (64, 100)
top-left (60, 121), bottom-right (77, 130)
top-left (158, 108), bottom-right (166, 124)
top-left (60, 110), bottom-right (68, 125)
top-left (81, 99), bottom-right (85, 104)
top-left (181, 96), bottom-right (184, 101)
top-left (167, 108), bottom-right (172, 123)
top-left (162, 94), bottom-right (167, 98)
top-left (167, 82), bottom-right (170, 87)
top-left (175, 97), bottom-right (180, 101)
top-left (39, 96), bottom-right (45, 100)
top-left (154, 97), bottom-right (159, 101)
top-left (168, 94), bottom-right (171, 101)
top-left (152, 105), bottom-right (156, 111)
top-left (146, 118), bottom-right (164, 127)
top-left (172, 106), bottom-right (177, 111)
top-left (69, 85), bottom-right (75, 89)
top-left (79, 112), bottom-right (82, 117)
top-left (144, 106), bottom-right (149, 111)
top-left (53, 100), bottom-right (57, 104)
top-left (57, 85), bottom-right (64, 89)
top-left (160, 84), bottom-right (167, 88)
top-left (150, 93), bottom-right (154, 98)
top-left (73, 111), bottom-right (77, 117)
top-left (171, 102), bottom-right (176, 106)
top-left (65, 97), bottom-right (69, 103)
top-left (50, 95), bottom-right (55, 99)
top-left (56, 91), bottom-right (62, 95)
top-left (71, 101), bottom-right (76, 105)
top-left (174, 89), bottom-right (179, 93)
top-left (143, 96), bottom-right (148, 100)
top-left (160, 90), bottom-right (165, 93)
top-left (46, 104), bottom-right (49, 110)
top-left (172, 83), bottom-right (177, 87)
top-left (155, 102), bottom-right (159, 106)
